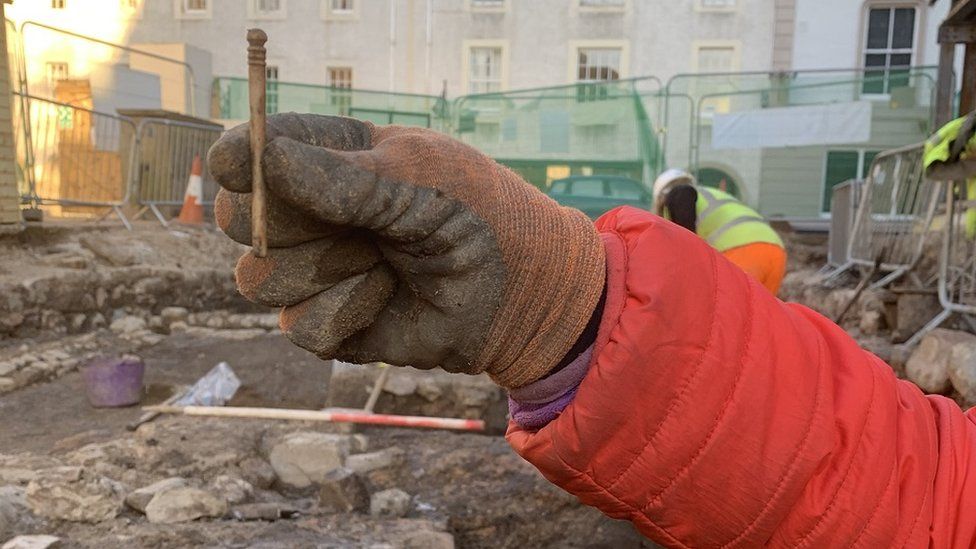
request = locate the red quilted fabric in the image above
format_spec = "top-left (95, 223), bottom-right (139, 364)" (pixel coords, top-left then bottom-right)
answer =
top-left (507, 206), bottom-right (976, 548)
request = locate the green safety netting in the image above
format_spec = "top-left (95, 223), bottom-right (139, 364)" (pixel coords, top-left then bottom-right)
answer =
top-left (451, 77), bottom-right (662, 188)
top-left (214, 77), bottom-right (451, 131)
top-left (658, 68), bottom-right (939, 216)
top-left (4, 18), bottom-right (952, 219)
top-left (662, 68), bottom-right (939, 170)
top-left (214, 69), bottom-right (941, 209)
top-left (215, 76), bottom-right (664, 190)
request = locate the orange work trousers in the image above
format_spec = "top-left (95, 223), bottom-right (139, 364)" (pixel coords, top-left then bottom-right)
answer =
top-left (721, 242), bottom-right (787, 296)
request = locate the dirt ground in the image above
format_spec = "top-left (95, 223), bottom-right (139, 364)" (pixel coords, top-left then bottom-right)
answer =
top-left (1, 221), bottom-right (957, 549)
top-left (0, 221), bottom-right (656, 548)
top-left (0, 333), bottom-right (329, 455)
top-left (1, 328), bottom-right (648, 548)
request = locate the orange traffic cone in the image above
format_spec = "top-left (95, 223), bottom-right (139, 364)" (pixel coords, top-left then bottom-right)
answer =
top-left (177, 155), bottom-right (205, 225)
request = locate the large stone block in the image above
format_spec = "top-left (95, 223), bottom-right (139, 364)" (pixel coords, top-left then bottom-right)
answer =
top-left (268, 432), bottom-right (352, 488)
top-left (906, 329), bottom-right (976, 394)
top-left (25, 467), bottom-right (124, 523)
top-left (949, 334), bottom-right (976, 405)
top-left (144, 487), bottom-right (226, 524)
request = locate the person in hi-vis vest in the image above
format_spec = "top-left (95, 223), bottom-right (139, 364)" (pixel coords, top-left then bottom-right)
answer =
top-left (653, 169), bottom-right (787, 295)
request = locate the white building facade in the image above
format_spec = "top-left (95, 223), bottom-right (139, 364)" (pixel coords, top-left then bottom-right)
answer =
top-left (6, 0), bottom-right (960, 218)
top-left (10, 0), bottom-right (777, 101)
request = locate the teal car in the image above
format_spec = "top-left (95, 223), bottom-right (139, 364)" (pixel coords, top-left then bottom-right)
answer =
top-left (546, 175), bottom-right (652, 219)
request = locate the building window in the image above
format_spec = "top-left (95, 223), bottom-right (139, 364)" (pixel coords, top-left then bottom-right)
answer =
top-left (577, 48), bottom-right (621, 82)
top-left (823, 150), bottom-right (881, 212)
top-left (176, 0), bottom-right (211, 18)
top-left (46, 62), bottom-right (69, 90)
top-left (323, 0), bottom-right (356, 19)
top-left (470, 0), bottom-right (507, 11)
top-left (863, 7), bottom-right (916, 94)
top-left (251, 0), bottom-right (285, 18)
top-left (266, 66), bottom-right (279, 115)
top-left (695, 45), bottom-right (738, 72)
top-left (699, 0), bottom-right (736, 9)
top-left (329, 67), bottom-right (353, 115)
top-left (693, 43), bottom-right (739, 115)
top-left (578, 0), bottom-right (626, 13)
top-left (576, 47), bottom-right (621, 101)
top-left (468, 47), bottom-right (503, 94)
top-left (331, 0), bottom-right (353, 12)
top-left (184, 0), bottom-right (207, 12)
top-left (329, 67), bottom-right (353, 89)
top-left (51, 0), bottom-right (67, 8)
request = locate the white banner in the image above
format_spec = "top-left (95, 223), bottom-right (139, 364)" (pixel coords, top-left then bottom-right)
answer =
top-left (711, 101), bottom-right (872, 150)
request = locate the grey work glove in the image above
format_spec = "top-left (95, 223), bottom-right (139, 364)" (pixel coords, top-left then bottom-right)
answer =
top-left (208, 113), bottom-right (605, 389)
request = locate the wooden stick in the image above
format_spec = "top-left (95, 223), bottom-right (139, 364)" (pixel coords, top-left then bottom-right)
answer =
top-left (834, 250), bottom-right (885, 325)
top-left (126, 387), bottom-right (187, 431)
top-left (144, 405), bottom-right (486, 432)
top-left (363, 364), bottom-right (392, 414)
top-left (247, 28), bottom-right (269, 258)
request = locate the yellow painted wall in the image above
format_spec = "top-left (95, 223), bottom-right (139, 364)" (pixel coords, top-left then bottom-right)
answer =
top-left (0, 1), bottom-right (22, 227)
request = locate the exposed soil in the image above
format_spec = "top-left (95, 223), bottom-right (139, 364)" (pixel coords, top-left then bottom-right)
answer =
top-left (0, 222), bottom-right (962, 549)
top-left (0, 222), bottom-right (652, 548)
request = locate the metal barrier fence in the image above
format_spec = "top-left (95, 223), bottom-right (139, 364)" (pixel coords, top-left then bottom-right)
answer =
top-left (213, 68), bottom-right (939, 217)
top-left (130, 118), bottom-right (222, 227)
top-left (452, 77), bottom-right (662, 189)
top-left (15, 21), bottom-right (199, 117)
top-left (214, 77), bottom-right (448, 132)
top-left (10, 64), bottom-right (949, 227)
top-left (905, 178), bottom-right (976, 346)
top-left (828, 143), bottom-right (942, 289)
top-left (825, 179), bottom-right (862, 269)
top-left (215, 76), bottom-right (664, 191)
top-left (12, 92), bottom-right (223, 228)
top-left (660, 68), bottom-right (938, 216)
top-left (13, 92), bottom-right (136, 228)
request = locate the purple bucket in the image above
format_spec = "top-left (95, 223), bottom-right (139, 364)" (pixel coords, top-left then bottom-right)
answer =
top-left (82, 355), bottom-right (145, 408)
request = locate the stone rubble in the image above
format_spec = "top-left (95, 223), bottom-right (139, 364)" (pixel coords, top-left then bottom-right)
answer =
top-left (380, 375), bottom-right (418, 397)
top-left (370, 489), bottom-right (412, 519)
top-left (236, 457), bottom-right (277, 490)
top-left (0, 486), bottom-right (37, 542)
top-left (267, 432), bottom-right (352, 489)
top-left (949, 335), bottom-right (976, 404)
top-left (24, 467), bottom-right (125, 523)
top-left (318, 468), bottom-right (369, 513)
top-left (1, 535), bottom-right (61, 549)
top-left (906, 329), bottom-right (976, 395)
top-left (3, 227), bottom-right (975, 547)
top-left (208, 475), bottom-right (254, 506)
top-left (229, 502), bottom-right (299, 521)
top-left (109, 315), bottom-right (147, 335)
top-left (143, 487), bottom-right (227, 524)
top-left (399, 530), bottom-right (455, 549)
top-left (345, 447), bottom-right (406, 475)
top-left (0, 309), bottom-right (285, 395)
top-left (124, 477), bottom-right (188, 513)
top-left (891, 293), bottom-right (943, 343)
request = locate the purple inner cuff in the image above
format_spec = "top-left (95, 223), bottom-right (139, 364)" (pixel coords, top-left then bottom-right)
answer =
top-left (508, 346), bottom-right (593, 430)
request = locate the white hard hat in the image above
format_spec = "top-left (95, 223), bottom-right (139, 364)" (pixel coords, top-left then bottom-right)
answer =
top-left (652, 169), bottom-right (696, 209)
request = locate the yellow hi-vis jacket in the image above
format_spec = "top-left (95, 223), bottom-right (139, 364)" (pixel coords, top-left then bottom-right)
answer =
top-left (924, 113), bottom-right (976, 240)
top-left (694, 187), bottom-right (784, 252)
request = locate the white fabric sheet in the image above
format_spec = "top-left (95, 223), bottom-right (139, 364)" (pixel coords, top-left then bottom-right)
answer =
top-left (711, 101), bottom-right (872, 150)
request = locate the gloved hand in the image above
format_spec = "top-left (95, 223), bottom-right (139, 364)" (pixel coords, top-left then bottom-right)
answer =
top-left (207, 113), bottom-right (605, 389)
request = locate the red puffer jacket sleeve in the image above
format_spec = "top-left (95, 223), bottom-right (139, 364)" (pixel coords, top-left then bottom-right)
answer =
top-left (506, 206), bottom-right (976, 548)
